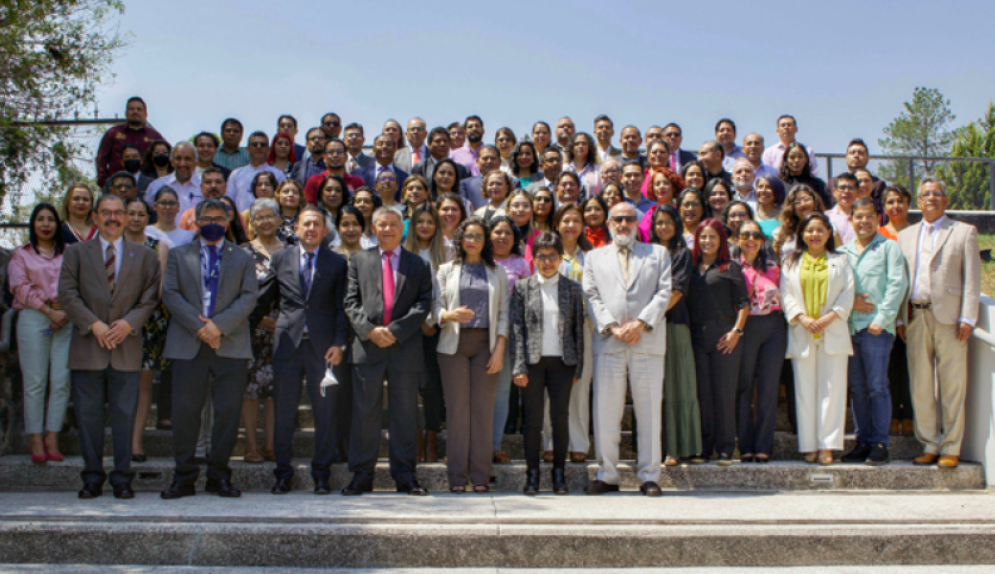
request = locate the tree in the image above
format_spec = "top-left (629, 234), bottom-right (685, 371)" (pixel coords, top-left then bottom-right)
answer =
top-left (878, 87), bottom-right (957, 190)
top-left (935, 102), bottom-right (995, 210)
top-left (0, 0), bottom-right (127, 215)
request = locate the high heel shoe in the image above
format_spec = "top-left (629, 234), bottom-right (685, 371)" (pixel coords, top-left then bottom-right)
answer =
top-left (44, 446), bottom-right (64, 462)
top-left (31, 453), bottom-right (48, 464)
top-left (523, 469), bottom-right (540, 495)
top-left (551, 467), bottom-right (568, 495)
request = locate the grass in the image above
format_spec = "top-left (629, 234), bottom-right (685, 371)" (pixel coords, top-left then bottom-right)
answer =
top-left (979, 234), bottom-right (995, 298)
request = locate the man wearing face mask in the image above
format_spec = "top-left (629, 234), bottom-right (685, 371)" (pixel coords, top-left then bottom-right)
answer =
top-left (96, 96), bottom-right (165, 188)
top-left (120, 145), bottom-right (156, 194)
top-left (449, 115), bottom-right (485, 176)
top-left (160, 198), bottom-right (259, 500)
top-left (145, 142), bottom-right (202, 214)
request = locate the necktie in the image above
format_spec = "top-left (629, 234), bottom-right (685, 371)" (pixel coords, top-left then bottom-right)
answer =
top-left (618, 246), bottom-right (631, 283)
top-left (301, 251), bottom-right (315, 298)
top-left (105, 243), bottom-right (116, 291)
top-left (206, 245), bottom-right (220, 317)
top-left (382, 251), bottom-right (395, 325)
top-left (413, 147), bottom-right (421, 165)
top-left (347, 156), bottom-right (357, 173)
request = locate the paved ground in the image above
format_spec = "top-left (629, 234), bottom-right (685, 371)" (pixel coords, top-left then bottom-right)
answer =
top-left (2, 566), bottom-right (995, 573)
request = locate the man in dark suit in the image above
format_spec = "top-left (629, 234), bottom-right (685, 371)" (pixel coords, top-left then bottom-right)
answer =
top-left (356, 134), bottom-right (409, 190)
top-left (289, 127), bottom-right (328, 187)
top-left (255, 207), bottom-right (349, 495)
top-left (59, 194), bottom-right (161, 499)
top-left (343, 206), bottom-right (433, 495)
top-left (662, 123), bottom-right (698, 172)
top-left (160, 198), bottom-right (259, 499)
top-left (463, 145), bottom-right (515, 209)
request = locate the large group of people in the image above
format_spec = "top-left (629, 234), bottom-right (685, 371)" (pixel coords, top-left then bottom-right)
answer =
top-left (9, 97), bottom-right (982, 499)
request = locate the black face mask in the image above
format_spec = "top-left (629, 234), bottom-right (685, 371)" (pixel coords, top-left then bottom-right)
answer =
top-left (123, 159), bottom-right (141, 173)
top-left (153, 154), bottom-right (170, 167)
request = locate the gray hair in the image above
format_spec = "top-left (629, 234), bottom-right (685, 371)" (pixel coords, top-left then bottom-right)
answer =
top-left (918, 176), bottom-right (947, 197)
top-left (195, 198), bottom-right (228, 221)
top-left (732, 157), bottom-right (754, 171)
top-left (172, 140), bottom-right (199, 163)
top-left (249, 198), bottom-right (280, 221)
top-left (372, 205), bottom-right (404, 226)
top-left (608, 201), bottom-right (636, 218)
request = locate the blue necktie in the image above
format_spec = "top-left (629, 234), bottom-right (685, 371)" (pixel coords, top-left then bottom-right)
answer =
top-left (206, 245), bottom-right (220, 317)
top-left (301, 251), bottom-right (315, 298)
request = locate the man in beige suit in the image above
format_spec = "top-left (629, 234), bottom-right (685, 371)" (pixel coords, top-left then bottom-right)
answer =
top-left (897, 177), bottom-right (981, 469)
top-left (59, 194), bottom-right (161, 499)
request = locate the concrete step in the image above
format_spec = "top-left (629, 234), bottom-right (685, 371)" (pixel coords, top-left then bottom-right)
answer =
top-left (0, 491), bottom-right (993, 568)
top-left (0, 455), bottom-right (984, 492)
top-left (5, 568), bottom-right (995, 574)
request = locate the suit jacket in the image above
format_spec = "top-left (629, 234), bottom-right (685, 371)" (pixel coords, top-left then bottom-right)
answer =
top-left (675, 149), bottom-right (697, 171)
top-left (256, 244), bottom-right (349, 360)
top-left (779, 251), bottom-right (854, 359)
top-left (161, 240), bottom-right (259, 360)
top-left (582, 241), bottom-right (671, 356)
top-left (393, 146), bottom-right (429, 174)
top-left (348, 152), bottom-right (375, 173)
top-left (434, 261), bottom-right (510, 355)
top-left (344, 247), bottom-right (433, 368)
top-left (897, 217), bottom-right (981, 326)
top-left (58, 238), bottom-right (161, 371)
top-left (510, 274), bottom-right (585, 379)
top-left (356, 163), bottom-right (409, 190)
top-left (458, 175), bottom-right (489, 210)
top-left (289, 157), bottom-right (325, 187)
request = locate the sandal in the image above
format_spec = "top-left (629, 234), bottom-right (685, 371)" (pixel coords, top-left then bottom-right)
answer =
top-left (244, 451), bottom-right (264, 464)
top-left (818, 450), bottom-right (834, 466)
top-left (473, 485), bottom-right (489, 494)
top-left (803, 452), bottom-right (818, 464)
top-left (450, 486), bottom-right (466, 494)
top-left (664, 455), bottom-right (679, 467)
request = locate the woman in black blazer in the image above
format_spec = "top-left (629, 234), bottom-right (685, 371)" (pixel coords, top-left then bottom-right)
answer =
top-left (509, 232), bottom-right (585, 495)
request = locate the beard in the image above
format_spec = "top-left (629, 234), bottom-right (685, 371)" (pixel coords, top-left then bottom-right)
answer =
top-left (467, 133), bottom-right (482, 143)
top-left (611, 228), bottom-right (636, 247)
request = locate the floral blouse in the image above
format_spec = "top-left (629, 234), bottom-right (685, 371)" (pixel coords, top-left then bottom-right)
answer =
top-left (740, 256), bottom-right (782, 315)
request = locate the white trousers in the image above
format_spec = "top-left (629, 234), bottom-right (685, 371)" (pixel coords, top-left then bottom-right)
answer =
top-left (791, 339), bottom-right (849, 452)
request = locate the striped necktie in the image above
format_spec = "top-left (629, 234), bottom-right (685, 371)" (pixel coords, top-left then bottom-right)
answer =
top-left (105, 243), bottom-right (116, 291)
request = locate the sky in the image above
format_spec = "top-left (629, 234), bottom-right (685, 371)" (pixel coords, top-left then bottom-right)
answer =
top-left (94, 0), bottom-right (995, 168)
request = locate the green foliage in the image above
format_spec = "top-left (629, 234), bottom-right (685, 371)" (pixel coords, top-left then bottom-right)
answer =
top-left (879, 87), bottom-right (957, 190)
top-left (0, 0), bottom-right (126, 215)
top-left (935, 103), bottom-right (995, 210)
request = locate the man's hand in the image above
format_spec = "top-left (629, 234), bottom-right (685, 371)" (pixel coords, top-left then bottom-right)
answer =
top-left (868, 322), bottom-right (884, 336)
top-left (513, 374), bottom-right (528, 388)
top-left (105, 320), bottom-right (133, 346)
top-left (957, 321), bottom-right (973, 342)
top-left (896, 325), bottom-right (906, 342)
top-left (853, 293), bottom-right (876, 314)
top-left (368, 326), bottom-right (397, 348)
top-left (197, 316), bottom-right (222, 349)
top-left (90, 321), bottom-right (113, 349)
top-left (613, 320), bottom-right (644, 345)
top-left (420, 322), bottom-right (437, 337)
top-left (260, 316), bottom-right (277, 333)
top-left (325, 345), bottom-right (343, 366)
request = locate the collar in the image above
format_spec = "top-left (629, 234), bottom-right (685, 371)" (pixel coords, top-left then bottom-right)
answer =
top-left (375, 163), bottom-right (395, 172)
top-left (301, 245), bottom-right (320, 257)
top-left (98, 235), bottom-right (123, 252)
top-left (923, 215), bottom-right (948, 231)
top-left (536, 272), bottom-right (559, 286)
top-left (379, 245), bottom-right (401, 259)
top-left (199, 238), bottom-right (225, 251)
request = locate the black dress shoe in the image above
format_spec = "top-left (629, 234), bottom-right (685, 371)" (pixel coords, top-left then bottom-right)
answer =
top-left (640, 481), bottom-right (663, 497)
top-left (205, 478), bottom-right (241, 498)
top-left (78, 483), bottom-right (103, 499)
top-left (113, 484), bottom-right (135, 499)
top-left (314, 479), bottom-right (332, 495)
top-left (160, 482), bottom-right (195, 500)
top-left (341, 478), bottom-right (373, 496)
top-left (397, 480), bottom-right (429, 496)
top-left (131, 454), bottom-right (147, 463)
top-left (523, 469), bottom-right (540, 495)
top-left (583, 480), bottom-right (619, 495)
top-left (271, 477), bottom-right (292, 495)
top-left (551, 467), bottom-right (568, 495)
top-left (193, 456), bottom-right (208, 465)
top-left (842, 444), bottom-right (873, 463)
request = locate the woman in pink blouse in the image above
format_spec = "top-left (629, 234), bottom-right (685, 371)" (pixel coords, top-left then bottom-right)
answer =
top-left (9, 203), bottom-right (72, 463)
top-left (735, 220), bottom-right (787, 463)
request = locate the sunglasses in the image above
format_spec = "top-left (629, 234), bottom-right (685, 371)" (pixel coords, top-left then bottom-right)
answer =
top-left (739, 231), bottom-right (766, 240)
top-left (611, 215), bottom-right (637, 223)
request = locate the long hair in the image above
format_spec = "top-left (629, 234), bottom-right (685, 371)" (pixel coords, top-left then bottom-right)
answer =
top-left (266, 132), bottom-right (297, 165)
top-left (403, 202), bottom-right (446, 269)
top-left (646, 167), bottom-right (685, 203)
top-left (779, 141), bottom-right (812, 180)
top-left (692, 218), bottom-right (731, 266)
top-left (680, 160), bottom-right (706, 190)
top-left (435, 192), bottom-right (468, 228)
top-left (776, 184), bottom-right (826, 256)
top-left (430, 158), bottom-right (463, 198)
top-left (28, 203), bottom-right (65, 256)
top-left (736, 219), bottom-right (773, 272)
top-left (315, 174), bottom-right (351, 225)
top-left (251, 171), bottom-right (280, 199)
top-left (648, 204), bottom-right (685, 254)
top-left (580, 194), bottom-right (610, 230)
top-left (553, 202), bottom-right (593, 252)
top-left (509, 141), bottom-right (540, 177)
top-left (488, 214), bottom-right (522, 257)
top-left (785, 212), bottom-right (836, 269)
top-left (141, 139), bottom-right (172, 176)
top-left (218, 196), bottom-right (249, 244)
top-left (567, 132), bottom-right (599, 167)
top-left (453, 216), bottom-right (495, 267)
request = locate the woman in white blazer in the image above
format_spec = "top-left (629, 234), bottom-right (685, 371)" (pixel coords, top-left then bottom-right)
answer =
top-left (779, 212), bottom-right (855, 465)
top-left (434, 217), bottom-right (510, 493)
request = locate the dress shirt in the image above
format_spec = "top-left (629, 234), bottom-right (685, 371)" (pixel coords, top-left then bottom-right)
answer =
top-left (8, 244), bottom-right (63, 310)
top-left (346, 152), bottom-right (369, 173)
top-left (686, 260), bottom-right (751, 324)
top-left (378, 245), bottom-right (401, 290)
top-left (735, 186), bottom-right (758, 211)
top-left (537, 271), bottom-right (563, 357)
top-left (825, 205), bottom-right (856, 245)
top-left (214, 147), bottom-right (250, 171)
top-left (840, 233), bottom-right (908, 335)
top-left (762, 142), bottom-right (818, 176)
top-left (98, 235), bottom-right (124, 281)
top-left (300, 246), bottom-right (319, 286)
top-left (229, 163), bottom-right (287, 212)
top-left (753, 163), bottom-right (780, 181)
top-left (145, 173), bottom-right (204, 222)
top-left (721, 146), bottom-right (746, 171)
top-left (303, 170), bottom-right (365, 205)
top-left (910, 216), bottom-right (943, 304)
top-left (449, 144), bottom-right (482, 177)
top-left (626, 193), bottom-right (655, 214)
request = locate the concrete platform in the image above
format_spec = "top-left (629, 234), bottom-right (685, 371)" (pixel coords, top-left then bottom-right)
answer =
top-left (3, 567), bottom-right (995, 573)
top-left (0, 491), bottom-right (993, 568)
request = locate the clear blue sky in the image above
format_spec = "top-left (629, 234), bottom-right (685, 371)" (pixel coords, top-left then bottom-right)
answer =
top-left (96, 0), bottom-right (995, 162)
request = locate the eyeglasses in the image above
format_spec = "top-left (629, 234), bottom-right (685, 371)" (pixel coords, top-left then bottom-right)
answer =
top-left (739, 231), bottom-right (766, 240)
top-left (199, 216), bottom-right (227, 225)
top-left (462, 233), bottom-right (485, 242)
top-left (611, 215), bottom-right (637, 223)
top-left (378, 176), bottom-right (397, 183)
top-left (98, 209), bottom-right (126, 218)
top-left (534, 254), bottom-right (560, 263)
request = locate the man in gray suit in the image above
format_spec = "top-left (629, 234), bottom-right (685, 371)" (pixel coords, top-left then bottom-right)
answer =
top-left (59, 194), bottom-right (161, 499)
top-left (160, 198), bottom-right (258, 499)
top-left (582, 202), bottom-right (671, 496)
top-left (393, 117), bottom-right (428, 174)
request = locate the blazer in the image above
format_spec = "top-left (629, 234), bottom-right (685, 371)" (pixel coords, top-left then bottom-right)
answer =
top-left (412, 156), bottom-right (472, 183)
top-left (349, 152), bottom-right (375, 173)
top-left (393, 146), bottom-right (428, 174)
top-left (255, 244), bottom-right (349, 360)
top-left (434, 260), bottom-right (510, 355)
top-left (58, 238), bottom-right (161, 371)
top-left (779, 250), bottom-right (855, 359)
top-left (356, 164), bottom-right (409, 190)
top-left (161, 240), bottom-right (259, 360)
top-left (458, 176), bottom-right (489, 210)
top-left (344, 247), bottom-right (433, 368)
top-left (582, 242), bottom-right (672, 356)
top-left (897, 217), bottom-right (981, 326)
top-left (509, 274), bottom-right (585, 379)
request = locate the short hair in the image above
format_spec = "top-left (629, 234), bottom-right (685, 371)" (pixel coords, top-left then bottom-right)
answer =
top-left (621, 125), bottom-right (641, 136)
top-left (663, 122), bottom-right (682, 134)
top-left (835, 172), bottom-right (858, 187)
top-left (478, 144), bottom-right (500, 158)
top-left (249, 198), bottom-right (280, 221)
top-left (622, 159), bottom-right (643, 170)
top-left (593, 114), bottom-right (613, 128)
top-left (171, 141), bottom-right (198, 162)
top-left (247, 131), bottom-right (269, 144)
top-left (154, 185), bottom-right (179, 202)
top-left (720, 200), bottom-right (755, 229)
top-left (371, 205), bottom-right (404, 227)
top-left (731, 157), bottom-right (754, 172)
top-left (646, 139), bottom-right (671, 155)
top-left (453, 216), bottom-right (495, 267)
top-left (702, 140), bottom-right (724, 160)
top-left (918, 176), bottom-right (947, 197)
top-left (277, 114), bottom-right (298, 129)
top-left (447, 121), bottom-right (463, 131)
top-left (352, 186), bottom-right (382, 212)
top-left (343, 122), bottom-right (363, 134)
top-left (121, 144), bottom-right (142, 157)
top-left (532, 231), bottom-right (564, 256)
top-left (756, 174), bottom-right (786, 206)
top-left (540, 146), bottom-right (562, 160)
top-left (464, 115), bottom-right (484, 128)
top-left (715, 118), bottom-right (737, 134)
top-left (297, 204), bottom-right (325, 223)
top-left (608, 201), bottom-right (637, 218)
top-left (852, 197), bottom-right (880, 215)
top-left (488, 214), bottom-right (522, 256)
top-left (94, 193), bottom-right (124, 213)
top-left (305, 127), bottom-right (325, 140)
top-left (777, 114), bottom-right (797, 127)
top-left (108, 171), bottom-right (136, 188)
top-left (125, 96), bottom-right (146, 111)
top-left (532, 121), bottom-right (550, 133)
top-left (193, 131), bottom-right (220, 148)
top-left (221, 118), bottom-right (243, 132)
top-left (373, 133), bottom-right (395, 147)
top-left (251, 171), bottom-right (279, 197)
top-left (195, 198), bottom-right (227, 220)
top-left (847, 138), bottom-right (869, 153)
top-left (883, 184), bottom-right (913, 204)
top-left (428, 126), bottom-right (449, 144)
top-left (436, 192), bottom-right (468, 224)
top-left (202, 166), bottom-right (226, 181)
top-left (323, 138), bottom-right (347, 153)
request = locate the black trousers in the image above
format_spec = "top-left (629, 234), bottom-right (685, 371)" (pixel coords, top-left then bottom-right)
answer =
top-left (349, 360), bottom-right (419, 485)
top-left (888, 336), bottom-right (913, 419)
top-left (420, 330), bottom-right (444, 432)
top-left (736, 313), bottom-right (787, 456)
top-left (71, 368), bottom-right (139, 487)
top-left (692, 321), bottom-right (742, 458)
top-left (156, 367), bottom-right (172, 422)
top-left (522, 356), bottom-right (573, 471)
top-left (273, 338), bottom-right (339, 482)
top-left (171, 345), bottom-right (248, 486)
top-left (332, 358), bottom-right (353, 462)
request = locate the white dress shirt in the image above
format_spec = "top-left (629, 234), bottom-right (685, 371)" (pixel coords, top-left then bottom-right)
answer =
top-left (537, 272), bottom-right (562, 357)
top-left (229, 163), bottom-right (287, 212)
top-left (910, 215), bottom-right (947, 302)
top-left (98, 235), bottom-right (123, 280)
top-left (145, 173), bottom-right (203, 223)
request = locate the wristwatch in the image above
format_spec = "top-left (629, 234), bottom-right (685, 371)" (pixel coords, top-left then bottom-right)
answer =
top-left (732, 327), bottom-right (744, 335)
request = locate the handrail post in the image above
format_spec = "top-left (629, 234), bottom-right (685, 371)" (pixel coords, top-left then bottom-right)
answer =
top-left (908, 158), bottom-right (916, 193)
top-left (989, 159), bottom-right (994, 210)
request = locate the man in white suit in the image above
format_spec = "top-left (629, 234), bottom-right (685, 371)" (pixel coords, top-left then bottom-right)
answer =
top-left (582, 202), bottom-right (671, 496)
top-left (897, 177), bottom-right (981, 469)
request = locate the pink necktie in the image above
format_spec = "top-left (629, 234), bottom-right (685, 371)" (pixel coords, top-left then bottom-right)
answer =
top-left (382, 251), bottom-right (395, 325)
top-left (413, 147), bottom-right (421, 165)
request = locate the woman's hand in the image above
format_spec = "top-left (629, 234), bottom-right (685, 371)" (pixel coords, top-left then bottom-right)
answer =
top-left (513, 374), bottom-right (528, 387)
top-left (716, 330), bottom-right (741, 354)
top-left (260, 316), bottom-right (277, 333)
top-left (798, 315), bottom-right (823, 334)
top-left (444, 306), bottom-right (475, 324)
top-left (486, 349), bottom-right (504, 374)
top-left (420, 322), bottom-right (437, 337)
